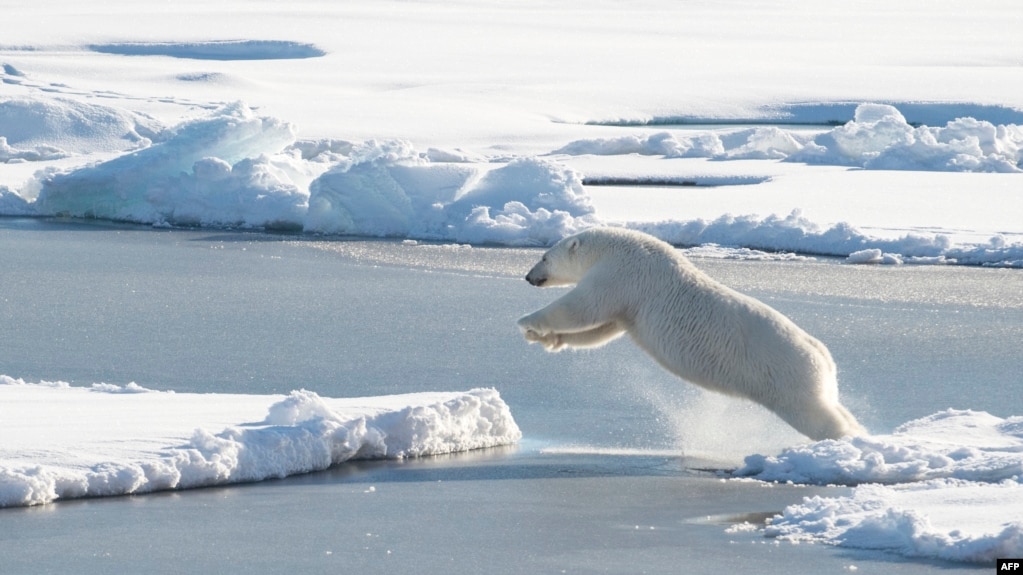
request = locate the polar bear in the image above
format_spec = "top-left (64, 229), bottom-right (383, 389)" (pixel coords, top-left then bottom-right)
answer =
top-left (517, 227), bottom-right (864, 441)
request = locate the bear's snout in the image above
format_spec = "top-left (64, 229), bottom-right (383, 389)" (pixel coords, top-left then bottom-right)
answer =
top-left (526, 273), bottom-right (546, 287)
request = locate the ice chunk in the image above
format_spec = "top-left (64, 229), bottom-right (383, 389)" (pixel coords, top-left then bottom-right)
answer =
top-left (306, 148), bottom-right (599, 246)
top-left (0, 377), bottom-right (521, 507)
top-left (0, 186), bottom-right (34, 216)
top-left (34, 103), bottom-right (302, 228)
top-left (853, 103), bottom-right (908, 124)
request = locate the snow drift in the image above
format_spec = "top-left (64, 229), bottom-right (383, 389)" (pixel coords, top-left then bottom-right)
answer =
top-left (0, 375), bottom-right (521, 507)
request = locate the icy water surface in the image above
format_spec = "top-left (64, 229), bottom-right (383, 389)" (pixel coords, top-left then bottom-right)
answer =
top-left (1, 218), bottom-right (1018, 574)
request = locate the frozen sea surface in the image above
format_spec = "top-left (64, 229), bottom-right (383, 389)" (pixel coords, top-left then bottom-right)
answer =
top-left (1, 219), bottom-right (1020, 573)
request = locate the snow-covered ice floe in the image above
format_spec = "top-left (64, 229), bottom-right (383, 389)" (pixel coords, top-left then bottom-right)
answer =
top-left (0, 375), bottom-right (521, 507)
top-left (733, 410), bottom-right (1023, 563)
top-left (2, 97), bottom-right (1021, 265)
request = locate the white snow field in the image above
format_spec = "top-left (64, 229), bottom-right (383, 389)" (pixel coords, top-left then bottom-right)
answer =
top-left (1, 1), bottom-right (1021, 262)
top-left (0, 376), bottom-right (520, 507)
top-left (1, 0), bottom-right (1022, 569)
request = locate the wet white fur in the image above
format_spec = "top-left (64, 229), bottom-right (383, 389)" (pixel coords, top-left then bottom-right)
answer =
top-left (517, 227), bottom-right (864, 440)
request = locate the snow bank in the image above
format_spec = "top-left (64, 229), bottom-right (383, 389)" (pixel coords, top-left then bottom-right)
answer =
top-left (0, 375), bottom-right (521, 507)
top-left (556, 104), bottom-right (1023, 173)
top-left (734, 410), bottom-right (1023, 563)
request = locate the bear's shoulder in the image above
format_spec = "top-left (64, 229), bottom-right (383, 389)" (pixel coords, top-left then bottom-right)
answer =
top-left (582, 228), bottom-right (677, 256)
top-left (578, 228), bottom-right (704, 283)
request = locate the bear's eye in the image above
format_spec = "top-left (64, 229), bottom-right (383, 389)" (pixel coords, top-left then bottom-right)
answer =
top-left (542, 255), bottom-right (548, 263)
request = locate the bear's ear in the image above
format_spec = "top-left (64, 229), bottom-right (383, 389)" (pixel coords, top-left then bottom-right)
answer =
top-left (567, 237), bottom-right (580, 254)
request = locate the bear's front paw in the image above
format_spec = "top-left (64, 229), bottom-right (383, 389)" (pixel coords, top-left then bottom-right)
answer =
top-left (524, 329), bottom-right (563, 352)
top-left (517, 315), bottom-right (540, 335)
top-left (523, 328), bottom-right (546, 343)
top-left (542, 333), bottom-right (565, 352)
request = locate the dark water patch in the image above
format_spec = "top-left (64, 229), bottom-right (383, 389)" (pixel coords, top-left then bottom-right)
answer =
top-left (3, 63), bottom-right (26, 77)
top-left (176, 72), bottom-right (228, 82)
top-left (90, 40), bottom-right (326, 61)
top-left (592, 119), bottom-right (843, 129)
top-left (583, 175), bottom-right (771, 187)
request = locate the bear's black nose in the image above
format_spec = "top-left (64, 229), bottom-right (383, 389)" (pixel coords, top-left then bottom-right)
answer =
top-left (526, 274), bottom-right (546, 287)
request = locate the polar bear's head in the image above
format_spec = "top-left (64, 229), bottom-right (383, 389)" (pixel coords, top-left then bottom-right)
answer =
top-left (525, 229), bottom-right (603, 287)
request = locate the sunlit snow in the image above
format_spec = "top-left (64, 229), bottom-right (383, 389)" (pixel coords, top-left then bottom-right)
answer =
top-left (1, 0), bottom-right (1021, 566)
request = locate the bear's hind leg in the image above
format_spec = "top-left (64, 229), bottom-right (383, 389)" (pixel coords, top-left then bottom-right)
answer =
top-left (800, 401), bottom-right (865, 440)
top-left (831, 402), bottom-right (867, 437)
top-left (767, 394), bottom-right (866, 441)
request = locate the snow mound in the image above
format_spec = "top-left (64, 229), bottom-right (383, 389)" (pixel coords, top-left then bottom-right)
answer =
top-left (0, 97), bottom-right (160, 158)
top-left (734, 410), bottom-right (1023, 563)
top-left (0, 375), bottom-right (521, 507)
top-left (34, 102), bottom-right (305, 228)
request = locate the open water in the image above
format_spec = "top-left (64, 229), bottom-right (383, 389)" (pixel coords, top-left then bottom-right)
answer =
top-left (1, 217), bottom-right (1018, 574)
